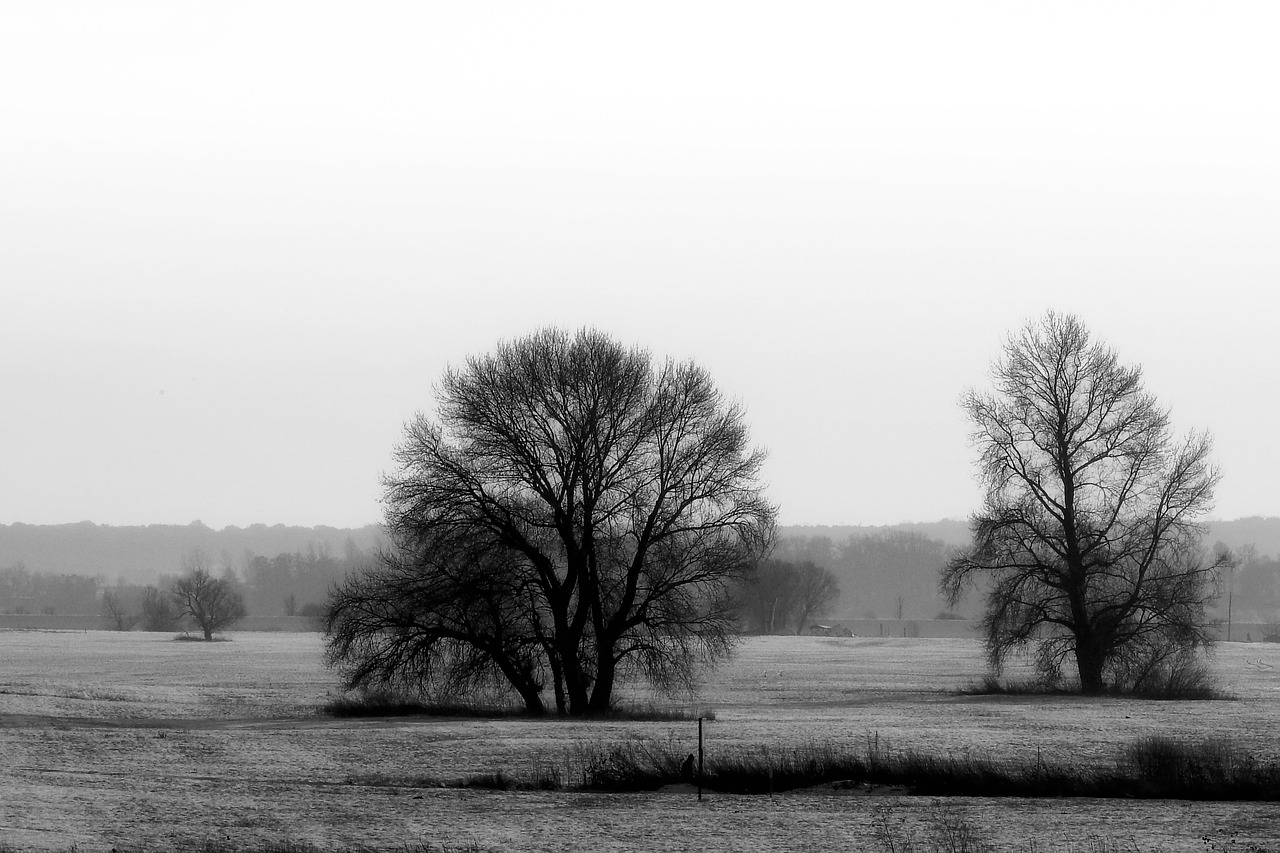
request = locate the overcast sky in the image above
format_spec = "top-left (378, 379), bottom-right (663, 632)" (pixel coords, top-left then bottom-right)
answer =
top-left (3, 2), bottom-right (1278, 530)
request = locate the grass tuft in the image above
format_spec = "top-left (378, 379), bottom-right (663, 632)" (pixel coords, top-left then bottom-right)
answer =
top-left (960, 675), bottom-right (1068, 696)
top-left (585, 703), bottom-right (717, 722)
top-left (0, 842), bottom-right (489, 853)
top-left (323, 691), bottom-right (716, 721)
top-left (322, 691), bottom-right (524, 718)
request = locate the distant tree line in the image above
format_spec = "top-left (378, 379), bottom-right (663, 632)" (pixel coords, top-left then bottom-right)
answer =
top-left (0, 565), bottom-right (99, 615)
top-left (1, 541), bottom-right (377, 628)
top-left (9, 533), bottom-right (1280, 631)
top-left (243, 543), bottom-right (370, 617)
top-left (735, 559), bottom-right (840, 634)
top-left (1218, 543), bottom-right (1280, 625)
top-left (766, 530), bottom-right (958, 621)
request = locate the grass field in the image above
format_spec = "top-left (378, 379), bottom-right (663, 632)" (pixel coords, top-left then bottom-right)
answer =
top-left (2, 631), bottom-right (1279, 851)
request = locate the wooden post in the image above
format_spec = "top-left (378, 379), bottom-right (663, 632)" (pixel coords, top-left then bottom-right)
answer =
top-left (697, 716), bottom-right (704, 802)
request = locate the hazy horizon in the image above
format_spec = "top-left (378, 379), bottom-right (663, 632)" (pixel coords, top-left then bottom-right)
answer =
top-left (6, 514), bottom-right (1280, 534)
top-left (4, 3), bottom-right (1278, 530)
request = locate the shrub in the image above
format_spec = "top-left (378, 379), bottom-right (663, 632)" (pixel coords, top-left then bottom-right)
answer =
top-left (1119, 735), bottom-right (1280, 798)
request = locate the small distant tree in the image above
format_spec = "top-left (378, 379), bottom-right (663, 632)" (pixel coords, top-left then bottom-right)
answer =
top-left (738, 560), bottom-right (799, 633)
top-left (738, 559), bottom-right (840, 634)
top-left (140, 585), bottom-right (180, 632)
top-left (792, 562), bottom-right (840, 634)
top-left (171, 553), bottom-right (247, 640)
top-left (100, 590), bottom-right (138, 631)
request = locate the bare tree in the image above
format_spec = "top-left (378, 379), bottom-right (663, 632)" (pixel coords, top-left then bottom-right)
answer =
top-left (792, 562), bottom-right (840, 635)
top-left (326, 328), bottom-right (775, 715)
top-left (140, 585), bottom-right (180, 632)
top-left (737, 560), bottom-right (798, 634)
top-left (737, 559), bottom-right (839, 634)
top-left (100, 589), bottom-right (138, 631)
top-left (171, 551), bottom-right (247, 640)
top-left (942, 312), bottom-right (1226, 694)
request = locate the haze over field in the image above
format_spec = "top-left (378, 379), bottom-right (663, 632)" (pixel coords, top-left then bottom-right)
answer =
top-left (3, 3), bottom-right (1278, 530)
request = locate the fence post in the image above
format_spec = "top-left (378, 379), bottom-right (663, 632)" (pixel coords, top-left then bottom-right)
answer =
top-left (697, 716), bottom-right (704, 802)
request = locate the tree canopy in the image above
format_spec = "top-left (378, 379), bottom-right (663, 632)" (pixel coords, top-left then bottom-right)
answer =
top-left (326, 328), bottom-right (775, 715)
top-left (942, 312), bottom-right (1225, 694)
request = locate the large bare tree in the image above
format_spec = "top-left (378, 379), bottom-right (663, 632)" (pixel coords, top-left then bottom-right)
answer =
top-left (942, 312), bottom-right (1225, 694)
top-left (326, 328), bottom-right (775, 715)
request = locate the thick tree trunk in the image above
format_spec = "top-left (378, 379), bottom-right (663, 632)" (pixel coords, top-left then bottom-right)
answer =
top-left (554, 636), bottom-right (592, 714)
top-left (516, 685), bottom-right (545, 716)
top-left (491, 655), bottom-right (547, 717)
top-left (1075, 637), bottom-right (1107, 694)
top-left (587, 654), bottom-right (616, 715)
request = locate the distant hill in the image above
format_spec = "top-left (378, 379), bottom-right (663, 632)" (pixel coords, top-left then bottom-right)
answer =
top-left (0, 521), bottom-right (386, 583)
top-left (1202, 517), bottom-right (1280, 557)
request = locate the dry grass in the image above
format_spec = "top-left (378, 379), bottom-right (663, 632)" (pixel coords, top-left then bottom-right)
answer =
top-left (3, 631), bottom-right (1280, 851)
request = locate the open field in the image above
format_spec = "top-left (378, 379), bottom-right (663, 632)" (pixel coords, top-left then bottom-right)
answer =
top-left (2, 631), bottom-right (1280, 851)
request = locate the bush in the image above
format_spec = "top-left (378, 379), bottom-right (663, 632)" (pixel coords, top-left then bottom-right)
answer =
top-left (1119, 736), bottom-right (1280, 798)
top-left (963, 664), bottom-right (1228, 701)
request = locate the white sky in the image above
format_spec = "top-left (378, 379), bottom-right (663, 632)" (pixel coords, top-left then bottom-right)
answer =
top-left (2, 2), bottom-right (1278, 529)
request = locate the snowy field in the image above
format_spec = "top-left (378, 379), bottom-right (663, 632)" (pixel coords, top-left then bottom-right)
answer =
top-left (2, 631), bottom-right (1278, 851)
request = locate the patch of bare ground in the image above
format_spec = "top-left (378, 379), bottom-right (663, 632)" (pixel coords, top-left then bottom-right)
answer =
top-left (2, 631), bottom-right (1280, 850)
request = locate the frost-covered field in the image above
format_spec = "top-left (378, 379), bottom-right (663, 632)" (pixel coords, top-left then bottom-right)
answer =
top-left (2, 631), bottom-right (1279, 851)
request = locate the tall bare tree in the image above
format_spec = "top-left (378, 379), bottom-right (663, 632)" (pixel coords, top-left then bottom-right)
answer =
top-left (942, 312), bottom-right (1225, 694)
top-left (326, 328), bottom-right (775, 715)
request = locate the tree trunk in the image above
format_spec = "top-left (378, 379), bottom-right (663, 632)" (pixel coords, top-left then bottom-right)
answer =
top-left (492, 655), bottom-right (547, 717)
top-left (555, 637), bottom-right (591, 714)
top-left (587, 654), bottom-right (616, 715)
top-left (795, 604), bottom-right (812, 636)
top-left (548, 651), bottom-right (567, 715)
top-left (1075, 637), bottom-right (1106, 694)
top-left (516, 684), bottom-right (545, 716)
